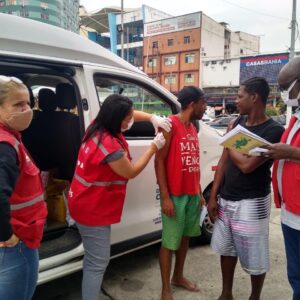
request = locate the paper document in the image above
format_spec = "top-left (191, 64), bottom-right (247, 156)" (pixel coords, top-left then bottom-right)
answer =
top-left (248, 147), bottom-right (269, 156)
top-left (218, 124), bottom-right (271, 155)
top-left (200, 205), bottom-right (208, 226)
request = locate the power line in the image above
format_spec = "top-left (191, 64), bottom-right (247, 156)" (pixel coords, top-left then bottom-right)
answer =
top-left (222, 0), bottom-right (290, 21)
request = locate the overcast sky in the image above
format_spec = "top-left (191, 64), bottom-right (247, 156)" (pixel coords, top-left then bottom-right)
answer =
top-left (80, 0), bottom-right (299, 54)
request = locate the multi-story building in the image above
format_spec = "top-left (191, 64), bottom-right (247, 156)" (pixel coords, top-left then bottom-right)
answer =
top-left (80, 5), bottom-right (171, 69)
top-left (202, 52), bottom-right (289, 111)
top-left (0, 0), bottom-right (79, 33)
top-left (143, 12), bottom-right (260, 94)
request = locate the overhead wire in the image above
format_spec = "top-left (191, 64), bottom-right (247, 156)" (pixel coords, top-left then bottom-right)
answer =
top-left (222, 0), bottom-right (289, 21)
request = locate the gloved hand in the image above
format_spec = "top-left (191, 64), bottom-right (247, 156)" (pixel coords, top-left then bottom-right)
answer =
top-left (150, 115), bottom-right (172, 134)
top-left (151, 132), bottom-right (166, 150)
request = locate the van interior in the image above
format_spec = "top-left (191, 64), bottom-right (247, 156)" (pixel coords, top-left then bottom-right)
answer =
top-left (1, 62), bottom-right (84, 260)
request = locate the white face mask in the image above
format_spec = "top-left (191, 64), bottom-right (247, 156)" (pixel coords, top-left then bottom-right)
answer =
top-left (121, 117), bottom-right (134, 132)
top-left (281, 79), bottom-right (300, 106)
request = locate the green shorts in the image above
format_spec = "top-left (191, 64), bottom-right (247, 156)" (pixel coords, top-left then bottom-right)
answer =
top-left (161, 194), bottom-right (201, 251)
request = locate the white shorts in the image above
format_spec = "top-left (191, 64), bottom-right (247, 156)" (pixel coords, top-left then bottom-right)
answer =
top-left (211, 195), bottom-right (271, 275)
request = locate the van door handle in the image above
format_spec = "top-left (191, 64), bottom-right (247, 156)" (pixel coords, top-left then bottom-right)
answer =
top-left (81, 98), bottom-right (89, 111)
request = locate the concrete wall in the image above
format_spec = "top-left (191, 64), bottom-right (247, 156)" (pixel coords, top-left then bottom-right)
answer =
top-left (230, 31), bottom-right (260, 57)
top-left (201, 58), bottom-right (240, 87)
top-left (200, 14), bottom-right (225, 61)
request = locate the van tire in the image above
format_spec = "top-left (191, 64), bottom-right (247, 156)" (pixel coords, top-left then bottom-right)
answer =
top-left (190, 186), bottom-right (214, 246)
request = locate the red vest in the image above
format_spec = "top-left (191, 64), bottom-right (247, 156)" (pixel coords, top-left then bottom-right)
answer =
top-left (68, 130), bottom-right (130, 226)
top-left (272, 116), bottom-right (300, 213)
top-left (166, 115), bottom-right (200, 196)
top-left (0, 125), bottom-right (47, 249)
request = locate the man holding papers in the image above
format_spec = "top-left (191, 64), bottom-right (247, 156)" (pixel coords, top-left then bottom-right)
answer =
top-left (265, 57), bottom-right (300, 300)
top-left (208, 77), bottom-right (284, 300)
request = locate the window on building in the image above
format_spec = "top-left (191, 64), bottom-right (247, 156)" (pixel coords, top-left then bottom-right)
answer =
top-left (20, 0), bottom-right (28, 5)
top-left (20, 10), bottom-right (29, 17)
top-left (40, 2), bottom-right (48, 9)
top-left (164, 56), bottom-right (176, 66)
top-left (150, 75), bottom-right (157, 81)
top-left (148, 58), bottom-right (157, 67)
top-left (184, 74), bottom-right (195, 83)
top-left (240, 49), bottom-right (244, 54)
top-left (184, 36), bottom-right (190, 44)
top-left (0, 1), bottom-right (5, 7)
top-left (211, 61), bottom-right (217, 65)
top-left (185, 53), bottom-right (195, 64)
top-left (167, 39), bottom-right (174, 46)
top-left (41, 13), bottom-right (49, 20)
top-left (7, 0), bottom-right (17, 5)
top-left (152, 41), bottom-right (158, 49)
top-left (165, 75), bottom-right (176, 85)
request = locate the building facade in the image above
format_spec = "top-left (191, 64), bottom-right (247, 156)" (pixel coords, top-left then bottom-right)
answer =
top-left (0, 0), bottom-right (79, 32)
top-left (144, 13), bottom-right (201, 93)
top-left (80, 5), bottom-right (171, 69)
top-left (202, 52), bottom-right (289, 110)
top-left (143, 12), bottom-right (260, 94)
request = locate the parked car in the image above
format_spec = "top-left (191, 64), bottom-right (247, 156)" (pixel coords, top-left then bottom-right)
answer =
top-left (206, 116), bottom-right (236, 129)
top-left (0, 14), bottom-right (222, 284)
top-left (271, 115), bottom-right (286, 126)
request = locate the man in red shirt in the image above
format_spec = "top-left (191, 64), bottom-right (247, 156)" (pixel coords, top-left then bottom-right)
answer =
top-left (264, 57), bottom-right (300, 300)
top-left (155, 86), bottom-right (207, 300)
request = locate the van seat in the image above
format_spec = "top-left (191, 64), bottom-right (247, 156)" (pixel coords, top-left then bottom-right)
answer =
top-left (38, 88), bottom-right (57, 112)
top-left (22, 88), bottom-right (58, 171)
top-left (56, 83), bottom-right (76, 111)
top-left (54, 83), bottom-right (81, 181)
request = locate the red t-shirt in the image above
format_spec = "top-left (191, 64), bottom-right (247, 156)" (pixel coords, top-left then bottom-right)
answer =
top-left (166, 115), bottom-right (200, 196)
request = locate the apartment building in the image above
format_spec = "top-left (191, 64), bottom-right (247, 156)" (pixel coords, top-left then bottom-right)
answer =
top-left (143, 12), bottom-right (260, 94)
top-left (0, 0), bottom-right (79, 32)
top-left (80, 5), bottom-right (171, 69)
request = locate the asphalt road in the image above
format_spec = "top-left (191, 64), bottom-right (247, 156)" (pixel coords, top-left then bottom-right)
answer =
top-left (33, 206), bottom-right (292, 300)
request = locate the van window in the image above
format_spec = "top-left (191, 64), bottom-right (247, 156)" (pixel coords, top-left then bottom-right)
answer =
top-left (94, 76), bottom-right (172, 138)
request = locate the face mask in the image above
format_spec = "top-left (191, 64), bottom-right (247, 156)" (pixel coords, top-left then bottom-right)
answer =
top-left (121, 117), bottom-right (134, 132)
top-left (281, 79), bottom-right (300, 106)
top-left (5, 109), bottom-right (33, 131)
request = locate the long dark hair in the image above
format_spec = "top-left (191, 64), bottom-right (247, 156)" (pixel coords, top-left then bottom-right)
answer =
top-left (83, 94), bottom-right (133, 143)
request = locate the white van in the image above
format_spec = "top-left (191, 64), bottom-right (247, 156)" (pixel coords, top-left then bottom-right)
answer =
top-left (0, 14), bottom-right (222, 284)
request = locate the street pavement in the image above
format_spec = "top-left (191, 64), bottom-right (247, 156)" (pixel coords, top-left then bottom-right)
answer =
top-left (33, 205), bottom-right (292, 300)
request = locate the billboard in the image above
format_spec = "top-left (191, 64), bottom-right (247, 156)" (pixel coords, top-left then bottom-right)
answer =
top-left (144, 12), bottom-right (201, 37)
top-left (240, 53), bottom-right (289, 84)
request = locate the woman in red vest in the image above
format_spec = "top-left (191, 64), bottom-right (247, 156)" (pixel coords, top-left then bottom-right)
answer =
top-left (68, 94), bottom-right (169, 300)
top-left (0, 76), bottom-right (47, 300)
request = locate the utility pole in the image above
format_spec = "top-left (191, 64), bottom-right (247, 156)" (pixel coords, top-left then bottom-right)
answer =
top-left (121, 0), bottom-right (124, 59)
top-left (290, 0), bottom-right (297, 59)
top-left (287, 0), bottom-right (297, 121)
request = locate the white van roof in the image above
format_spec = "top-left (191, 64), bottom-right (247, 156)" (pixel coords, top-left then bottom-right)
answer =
top-left (0, 13), bottom-right (142, 73)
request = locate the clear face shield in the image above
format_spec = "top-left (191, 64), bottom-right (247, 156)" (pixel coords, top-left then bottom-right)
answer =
top-left (280, 79), bottom-right (300, 106)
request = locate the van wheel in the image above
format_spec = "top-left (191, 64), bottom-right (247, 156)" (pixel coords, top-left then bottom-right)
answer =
top-left (191, 186), bottom-right (214, 245)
